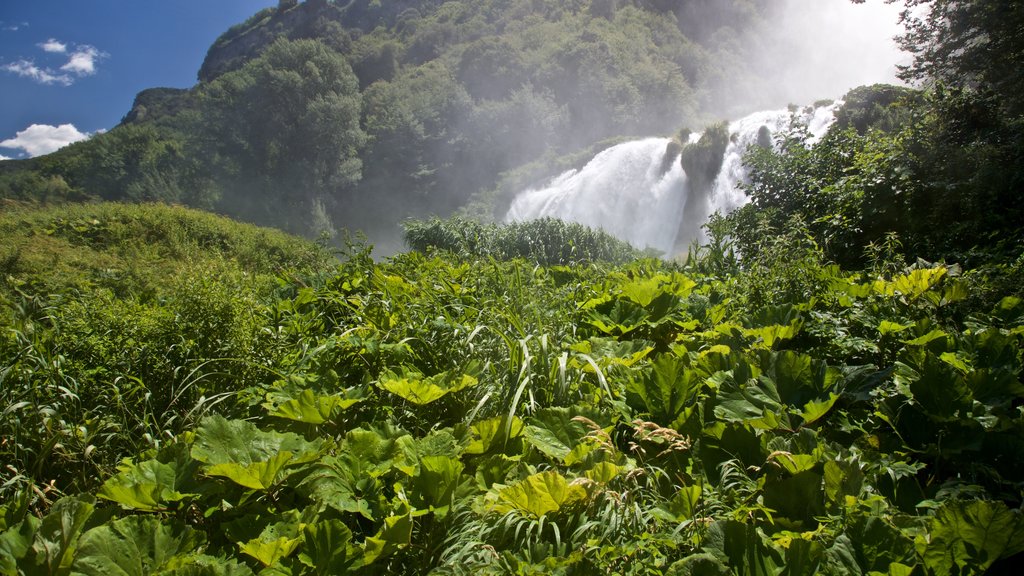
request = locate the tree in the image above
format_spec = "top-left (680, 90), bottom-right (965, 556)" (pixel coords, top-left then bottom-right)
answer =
top-left (197, 38), bottom-right (365, 235)
top-left (881, 0), bottom-right (1024, 115)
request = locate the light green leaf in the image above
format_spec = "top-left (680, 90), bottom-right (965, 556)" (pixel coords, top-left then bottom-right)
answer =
top-left (800, 393), bottom-right (839, 426)
top-left (206, 452), bottom-right (294, 491)
top-left (264, 389), bottom-right (363, 425)
top-left (626, 354), bottom-right (702, 426)
top-left (159, 554), bottom-right (255, 576)
top-left (657, 485), bottom-right (702, 523)
top-left (745, 322), bottom-right (802, 349)
top-left (490, 470), bottom-right (589, 518)
top-left (377, 367), bottom-right (478, 405)
top-left (583, 462), bottom-right (620, 484)
top-left (0, 514), bottom-right (37, 573)
top-left (410, 456), bottom-right (464, 518)
top-left (523, 408), bottom-right (590, 462)
top-left (361, 506), bottom-right (413, 566)
top-left (27, 495), bottom-right (97, 576)
top-left (98, 459), bottom-right (194, 511)
top-left (885, 267), bottom-right (947, 300)
top-left (901, 329), bottom-right (948, 347)
top-left (666, 553), bottom-right (730, 576)
top-left (877, 320), bottom-right (911, 336)
top-left (823, 460), bottom-right (863, 506)
top-left (465, 416), bottom-right (524, 455)
top-left (239, 537), bottom-right (301, 568)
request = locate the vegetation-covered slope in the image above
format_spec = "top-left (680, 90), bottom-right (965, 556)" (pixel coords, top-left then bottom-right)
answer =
top-left (3, 213), bottom-right (1023, 574)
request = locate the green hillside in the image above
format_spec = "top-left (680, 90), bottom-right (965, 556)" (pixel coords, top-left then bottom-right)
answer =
top-left (3, 206), bottom-right (1023, 574)
top-left (0, 0), bottom-right (775, 248)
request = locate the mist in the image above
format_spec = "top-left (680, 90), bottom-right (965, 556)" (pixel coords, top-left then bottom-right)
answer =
top-left (708, 0), bottom-right (907, 117)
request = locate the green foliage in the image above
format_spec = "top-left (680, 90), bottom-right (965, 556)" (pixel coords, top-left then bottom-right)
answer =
top-left (0, 203), bottom-right (329, 502)
top-left (728, 84), bottom-right (1024, 274)
top-left (402, 216), bottom-right (645, 265)
top-left (4, 206), bottom-right (1023, 573)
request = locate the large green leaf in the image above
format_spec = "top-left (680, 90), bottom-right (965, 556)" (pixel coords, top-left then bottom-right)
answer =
top-left (714, 373), bottom-right (787, 431)
top-left (343, 428), bottom-right (417, 477)
top-left (409, 455), bottom-right (464, 517)
top-left (489, 470), bottom-right (589, 518)
top-left (465, 416), bottom-right (524, 455)
top-left (759, 351), bottom-right (842, 410)
top-left (819, 534), bottom-right (861, 575)
top-left (656, 485), bottom-right (703, 523)
top-left (238, 537), bottom-right (300, 568)
top-left (361, 506), bottom-right (413, 566)
top-left (236, 513), bottom-right (304, 568)
top-left (191, 416), bottom-right (325, 490)
top-left (522, 408), bottom-right (591, 462)
top-left (626, 354), bottom-right (702, 426)
top-left (919, 499), bottom-right (1024, 575)
top-left (876, 267), bottom-right (947, 300)
top-left (702, 520), bottom-right (784, 576)
top-left (377, 367), bottom-right (478, 405)
top-left (298, 520), bottom-right (358, 576)
top-left (158, 555), bottom-right (254, 576)
top-left (23, 495), bottom-right (98, 576)
top-left (98, 451), bottom-right (198, 511)
top-left (263, 389), bottom-right (364, 425)
top-left (761, 471), bottom-right (825, 528)
top-left (894, 352), bottom-right (972, 420)
top-left (297, 456), bottom-right (376, 521)
top-left (843, 512), bottom-right (916, 573)
top-left (744, 322), bottom-right (802, 350)
top-left (0, 514), bottom-right (37, 574)
top-left (71, 516), bottom-right (205, 576)
top-left (666, 553), bottom-right (731, 576)
top-left (823, 460), bottom-right (864, 507)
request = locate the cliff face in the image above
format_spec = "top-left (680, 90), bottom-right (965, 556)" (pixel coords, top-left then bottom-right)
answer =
top-left (197, 0), bottom-right (441, 83)
top-left (198, 2), bottom-right (341, 83)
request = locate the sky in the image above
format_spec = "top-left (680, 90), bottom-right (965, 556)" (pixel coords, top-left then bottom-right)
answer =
top-left (0, 1), bottom-right (277, 159)
top-left (0, 0), bottom-right (907, 161)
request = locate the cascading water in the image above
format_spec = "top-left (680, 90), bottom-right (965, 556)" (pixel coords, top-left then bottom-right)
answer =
top-left (505, 101), bottom-right (843, 256)
top-left (504, 139), bottom-right (690, 255)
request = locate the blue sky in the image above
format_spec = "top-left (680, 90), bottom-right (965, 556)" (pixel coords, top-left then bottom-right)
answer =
top-left (1, 1), bottom-right (277, 159)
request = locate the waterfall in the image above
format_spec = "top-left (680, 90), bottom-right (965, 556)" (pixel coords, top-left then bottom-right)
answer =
top-left (504, 139), bottom-right (690, 255)
top-left (505, 102), bottom-right (842, 256)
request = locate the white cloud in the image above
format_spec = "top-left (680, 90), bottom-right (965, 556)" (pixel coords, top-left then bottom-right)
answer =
top-left (0, 155), bottom-right (11, 161)
top-left (2, 40), bottom-right (106, 86)
top-left (1, 21), bottom-right (29, 32)
top-left (0, 124), bottom-right (90, 157)
top-left (39, 38), bottom-right (67, 53)
top-left (61, 45), bottom-right (104, 76)
top-left (2, 59), bottom-right (73, 86)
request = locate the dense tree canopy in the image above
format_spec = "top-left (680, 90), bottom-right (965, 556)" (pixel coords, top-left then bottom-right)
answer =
top-left (195, 38), bottom-right (366, 235)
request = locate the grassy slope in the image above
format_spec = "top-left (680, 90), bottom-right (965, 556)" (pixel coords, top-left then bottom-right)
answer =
top-left (0, 202), bottom-right (332, 497)
top-left (0, 201), bottom-right (330, 300)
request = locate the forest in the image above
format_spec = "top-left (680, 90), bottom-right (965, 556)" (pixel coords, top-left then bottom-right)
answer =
top-left (1, 0), bottom-right (1024, 574)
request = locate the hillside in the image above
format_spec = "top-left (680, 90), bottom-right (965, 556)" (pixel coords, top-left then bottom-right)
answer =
top-left (3, 203), bottom-right (1023, 574)
top-left (0, 0), bottom-right (776, 250)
